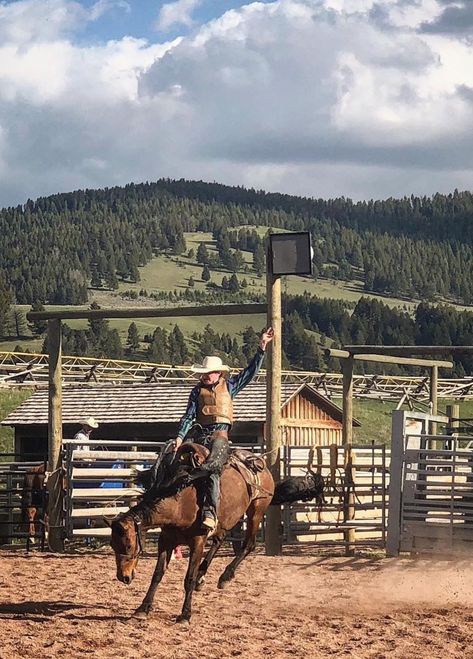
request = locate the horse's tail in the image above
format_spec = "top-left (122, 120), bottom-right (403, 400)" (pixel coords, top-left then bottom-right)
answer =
top-left (270, 470), bottom-right (325, 507)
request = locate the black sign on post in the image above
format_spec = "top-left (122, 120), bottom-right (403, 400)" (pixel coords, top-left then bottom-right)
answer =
top-left (268, 231), bottom-right (313, 276)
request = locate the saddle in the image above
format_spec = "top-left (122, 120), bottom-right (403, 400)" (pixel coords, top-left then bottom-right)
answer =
top-left (143, 443), bottom-right (266, 498)
top-left (230, 449), bottom-right (265, 474)
top-left (177, 443), bottom-right (265, 475)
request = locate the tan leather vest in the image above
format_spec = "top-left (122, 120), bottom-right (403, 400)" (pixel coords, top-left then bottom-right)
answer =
top-left (197, 377), bottom-right (233, 425)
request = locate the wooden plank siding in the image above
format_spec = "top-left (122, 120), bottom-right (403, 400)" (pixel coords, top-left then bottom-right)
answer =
top-left (4, 383), bottom-right (360, 455)
top-left (279, 391), bottom-right (343, 447)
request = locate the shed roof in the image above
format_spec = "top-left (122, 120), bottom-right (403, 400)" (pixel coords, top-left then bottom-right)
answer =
top-left (2, 382), bottom-right (359, 426)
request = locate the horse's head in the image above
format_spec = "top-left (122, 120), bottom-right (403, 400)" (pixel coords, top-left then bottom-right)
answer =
top-left (107, 515), bottom-right (143, 585)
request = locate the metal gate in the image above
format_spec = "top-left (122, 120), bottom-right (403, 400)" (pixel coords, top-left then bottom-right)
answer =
top-left (281, 444), bottom-right (389, 549)
top-left (0, 456), bottom-right (46, 546)
top-left (387, 410), bottom-right (473, 555)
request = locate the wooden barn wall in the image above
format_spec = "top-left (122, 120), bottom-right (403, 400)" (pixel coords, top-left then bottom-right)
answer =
top-left (280, 393), bottom-right (343, 447)
top-left (280, 426), bottom-right (342, 447)
top-left (281, 393), bottom-right (340, 422)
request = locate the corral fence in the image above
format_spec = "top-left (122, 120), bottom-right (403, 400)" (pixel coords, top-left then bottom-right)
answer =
top-left (0, 455), bottom-right (46, 547)
top-left (63, 439), bottom-right (264, 549)
top-left (0, 440), bottom-right (391, 551)
top-left (281, 444), bottom-right (389, 549)
top-left (2, 351), bottom-right (473, 401)
top-left (62, 439), bottom-right (389, 551)
top-left (387, 410), bottom-right (473, 556)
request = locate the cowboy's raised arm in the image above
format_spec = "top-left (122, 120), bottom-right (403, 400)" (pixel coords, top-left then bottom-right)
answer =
top-left (229, 327), bottom-right (274, 397)
top-left (176, 385), bottom-right (200, 440)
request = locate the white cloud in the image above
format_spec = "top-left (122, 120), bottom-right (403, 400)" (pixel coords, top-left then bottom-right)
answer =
top-left (1, 0), bottom-right (473, 206)
top-left (156, 0), bottom-right (202, 32)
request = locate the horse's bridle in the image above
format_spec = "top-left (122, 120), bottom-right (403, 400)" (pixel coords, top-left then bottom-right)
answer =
top-left (116, 516), bottom-right (144, 560)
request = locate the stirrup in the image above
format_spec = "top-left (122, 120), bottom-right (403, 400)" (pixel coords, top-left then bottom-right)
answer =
top-left (202, 517), bottom-right (217, 531)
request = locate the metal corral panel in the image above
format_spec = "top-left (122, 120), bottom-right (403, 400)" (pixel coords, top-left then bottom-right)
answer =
top-left (387, 410), bottom-right (473, 556)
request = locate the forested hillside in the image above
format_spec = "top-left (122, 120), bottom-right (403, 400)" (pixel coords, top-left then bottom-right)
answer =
top-left (1, 180), bottom-right (473, 306)
top-left (1, 179), bottom-right (473, 376)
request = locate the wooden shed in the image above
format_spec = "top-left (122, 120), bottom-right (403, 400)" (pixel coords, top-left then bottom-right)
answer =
top-left (2, 382), bottom-right (360, 459)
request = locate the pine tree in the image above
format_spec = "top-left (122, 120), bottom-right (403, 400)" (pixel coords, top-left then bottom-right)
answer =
top-left (201, 265), bottom-right (211, 282)
top-left (148, 327), bottom-right (170, 362)
top-left (228, 274), bottom-right (239, 292)
top-left (253, 244), bottom-right (265, 277)
top-left (127, 322), bottom-right (140, 351)
top-left (168, 325), bottom-right (188, 364)
top-left (188, 276), bottom-right (195, 288)
top-left (11, 308), bottom-right (27, 338)
top-left (28, 302), bottom-right (48, 336)
top-left (242, 326), bottom-right (259, 359)
top-left (197, 242), bottom-right (209, 264)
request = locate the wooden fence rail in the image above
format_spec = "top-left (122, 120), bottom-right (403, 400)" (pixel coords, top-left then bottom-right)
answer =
top-left (1, 352), bottom-right (473, 400)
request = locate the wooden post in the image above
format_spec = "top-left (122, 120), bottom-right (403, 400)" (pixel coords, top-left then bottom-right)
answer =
top-left (446, 403), bottom-right (460, 451)
top-left (342, 357), bottom-right (355, 555)
top-left (47, 319), bottom-right (64, 552)
top-left (429, 365), bottom-right (438, 436)
top-left (342, 358), bottom-right (354, 446)
top-left (265, 272), bottom-right (282, 556)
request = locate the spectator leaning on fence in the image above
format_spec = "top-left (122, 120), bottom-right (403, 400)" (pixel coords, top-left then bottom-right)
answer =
top-left (74, 417), bottom-right (99, 451)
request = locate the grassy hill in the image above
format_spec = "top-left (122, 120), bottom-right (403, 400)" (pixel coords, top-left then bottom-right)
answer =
top-left (0, 227), bottom-right (444, 354)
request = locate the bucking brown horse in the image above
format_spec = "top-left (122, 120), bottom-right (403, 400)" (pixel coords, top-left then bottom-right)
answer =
top-left (107, 443), bottom-right (274, 623)
top-left (21, 463), bottom-right (47, 546)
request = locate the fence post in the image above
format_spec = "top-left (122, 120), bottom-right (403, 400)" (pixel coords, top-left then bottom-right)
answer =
top-left (265, 271), bottom-right (282, 556)
top-left (47, 319), bottom-right (64, 552)
top-left (386, 410), bottom-right (405, 556)
top-left (429, 365), bottom-right (438, 436)
top-left (446, 404), bottom-right (460, 450)
top-left (342, 357), bottom-right (355, 554)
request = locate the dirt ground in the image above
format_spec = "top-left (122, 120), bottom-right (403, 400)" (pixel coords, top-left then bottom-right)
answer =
top-left (1, 546), bottom-right (473, 659)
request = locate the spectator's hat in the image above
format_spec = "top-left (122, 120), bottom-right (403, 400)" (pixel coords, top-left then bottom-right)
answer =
top-left (191, 356), bottom-right (230, 374)
top-left (80, 416), bottom-right (99, 429)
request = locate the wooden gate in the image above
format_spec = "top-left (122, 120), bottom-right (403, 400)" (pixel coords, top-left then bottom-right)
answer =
top-left (386, 410), bottom-right (473, 555)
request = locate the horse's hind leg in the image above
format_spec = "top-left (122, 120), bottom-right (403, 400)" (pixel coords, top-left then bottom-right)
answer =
top-left (177, 535), bottom-right (206, 624)
top-left (195, 530), bottom-right (226, 591)
top-left (217, 501), bottom-right (267, 590)
top-left (133, 533), bottom-right (174, 618)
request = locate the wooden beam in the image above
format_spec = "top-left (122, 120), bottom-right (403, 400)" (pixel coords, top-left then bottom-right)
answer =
top-left (265, 272), bottom-right (282, 557)
top-left (324, 348), bottom-right (452, 369)
top-left (280, 418), bottom-right (342, 429)
top-left (27, 303), bottom-right (267, 322)
top-left (344, 345), bottom-right (473, 355)
top-left (47, 319), bottom-right (64, 552)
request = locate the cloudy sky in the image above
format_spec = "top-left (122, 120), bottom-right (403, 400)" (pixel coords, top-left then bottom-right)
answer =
top-left (1, 0), bottom-right (473, 206)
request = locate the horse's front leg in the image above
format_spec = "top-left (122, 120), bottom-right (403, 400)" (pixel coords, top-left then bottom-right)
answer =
top-left (195, 530), bottom-right (226, 591)
top-left (176, 535), bottom-right (205, 624)
top-left (133, 534), bottom-right (174, 619)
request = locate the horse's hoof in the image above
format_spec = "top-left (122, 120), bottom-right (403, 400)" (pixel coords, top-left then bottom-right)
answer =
top-left (195, 576), bottom-right (205, 592)
top-left (132, 608), bottom-right (149, 619)
top-left (217, 578), bottom-right (228, 590)
top-left (175, 615), bottom-right (190, 626)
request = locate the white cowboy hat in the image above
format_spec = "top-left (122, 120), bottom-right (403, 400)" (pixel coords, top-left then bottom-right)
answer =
top-left (191, 355), bottom-right (230, 374)
top-left (80, 416), bottom-right (99, 429)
